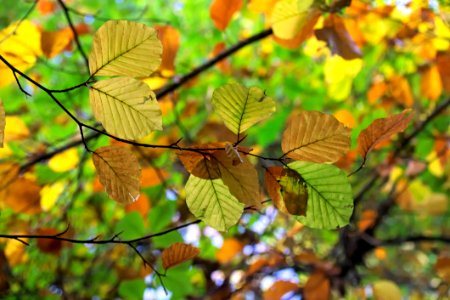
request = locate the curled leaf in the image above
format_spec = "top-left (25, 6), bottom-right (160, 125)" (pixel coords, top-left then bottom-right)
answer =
top-left (93, 146), bottom-right (141, 204)
top-left (162, 243), bottom-right (200, 270)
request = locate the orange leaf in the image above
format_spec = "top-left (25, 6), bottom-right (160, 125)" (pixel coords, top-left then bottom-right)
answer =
top-left (315, 14), bottom-right (362, 60)
top-left (1, 177), bottom-right (41, 214)
top-left (357, 110), bottom-right (412, 161)
top-left (387, 76), bottom-right (414, 108)
top-left (125, 193), bottom-right (151, 218)
top-left (38, 0), bottom-right (57, 15)
top-left (155, 25), bottom-right (180, 74)
top-left (177, 145), bottom-right (221, 179)
top-left (216, 238), bottom-right (243, 264)
top-left (211, 42), bottom-right (231, 73)
top-left (210, 0), bottom-right (243, 31)
top-left (436, 52), bottom-right (450, 93)
top-left (434, 256), bottom-right (450, 283)
top-left (162, 242), bottom-right (200, 270)
top-left (41, 27), bottom-right (74, 58)
top-left (141, 167), bottom-right (168, 187)
top-left (304, 271), bottom-right (330, 300)
top-left (357, 210), bottom-right (377, 232)
top-left (263, 280), bottom-right (298, 300)
top-left (420, 64), bottom-right (443, 101)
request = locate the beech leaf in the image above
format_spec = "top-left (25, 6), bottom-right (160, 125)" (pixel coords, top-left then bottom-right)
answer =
top-left (278, 169), bottom-right (308, 216)
top-left (0, 100), bottom-right (4, 147)
top-left (211, 82), bottom-right (276, 135)
top-left (93, 146), bottom-right (141, 204)
top-left (357, 110), bottom-right (412, 161)
top-left (271, 0), bottom-right (319, 40)
top-left (263, 280), bottom-right (299, 300)
top-left (282, 111), bottom-right (351, 163)
top-left (185, 175), bottom-right (244, 231)
top-left (288, 161), bottom-right (353, 229)
top-left (89, 20), bottom-right (162, 77)
top-left (89, 77), bottom-right (162, 140)
top-left (210, 0), bottom-right (243, 31)
top-left (162, 243), bottom-right (200, 270)
top-left (304, 271), bottom-right (331, 300)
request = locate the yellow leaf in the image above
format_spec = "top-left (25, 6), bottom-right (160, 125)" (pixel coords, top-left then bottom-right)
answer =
top-left (210, 0), bottom-right (243, 31)
top-left (142, 76), bottom-right (168, 90)
top-left (4, 237), bottom-right (28, 266)
top-left (89, 77), bottom-right (162, 140)
top-left (248, 0), bottom-right (278, 16)
top-left (282, 111), bottom-right (351, 163)
top-left (373, 280), bottom-right (402, 300)
top-left (0, 20), bottom-right (42, 87)
top-left (89, 20), bottom-right (162, 77)
top-left (93, 146), bottom-right (141, 204)
top-left (40, 182), bottom-right (65, 211)
top-left (162, 243), bottom-right (200, 270)
top-left (271, 0), bottom-right (318, 40)
top-left (427, 150), bottom-right (444, 177)
top-left (324, 55), bottom-right (362, 100)
top-left (0, 100), bottom-right (4, 147)
top-left (48, 148), bottom-right (80, 172)
top-left (3, 116), bottom-right (29, 141)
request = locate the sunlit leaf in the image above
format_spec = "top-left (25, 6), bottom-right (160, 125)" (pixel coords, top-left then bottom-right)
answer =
top-left (38, 0), bottom-right (57, 15)
top-left (304, 271), bottom-right (330, 300)
top-left (357, 110), bottom-right (412, 161)
top-left (278, 169), bottom-right (308, 216)
top-left (420, 64), bottom-right (443, 101)
top-left (210, 0), bottom-right (243, 31)
top-left (0, 177), bottom-right (42, 214)
top-left (93, 146), bottom-right (141, 204)
top-left (211, 82), bottom-right (276, 135)
top-left (324, 55), bottom-right (363, 101)
top-left (3, 116), bottom-right (29, 141)
top-left (273, 12), bottom-right (320, 49)
top-left (177, 145), bottom-right (222, 179)
top-left (89, 20), bottom-right (162, 77)
top-left (271, 0), bottom-right (320, 40)
top-left (141, 167), bottom-right (169, 187)
top-left (0, 100), bottom-right (4, 147)
top-left (48, 148), bottom-right (80, 173)
top-left (263, 280), bottom-right (298, 300)
top-left (372, 280), bottom-right (402, 300)
top-left (40, 182), bottom-right (65, 211)
top-left (281, 111), bottom-right (351, 163)
top-left (155, 25), bottom-right (180, 74)
top-left (125, 193), bottom-right (151, 218)
top-left (185, 175), bottom-right (244, 231)
top-left (288, 161), bottom-right (353, 229)
top-left (89, 77), bottom-right (162, 139)
top-left (162, 242), bottom-right (200, 270)
top-left (216, 238), bottom-right (243, 264)
top-left (41, 28), bottom-right (73, 59)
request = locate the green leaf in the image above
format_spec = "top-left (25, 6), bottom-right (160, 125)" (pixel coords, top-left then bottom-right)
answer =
top-left (287, 161), bottom-right (353, 229)
top-left (115, 211), bottom-right (145, 240)
top-left (185, 175), bottom-right (244, 231)
top-left (89, 77), bottom-right (162, 140)
top-left (89, 20), bottom-right (162, 77)
top-left (118, 279), bottom-right (146, 300)
top-left (211, 82), bottom-right (276, 135)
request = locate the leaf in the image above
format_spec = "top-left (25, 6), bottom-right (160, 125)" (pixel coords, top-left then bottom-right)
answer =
top-left (48, 148), bottom-right (80, 172)
top-left (420, 64), bottom-right (443, 101)
top-left (3, 116), bottom-right (30, 141)
top-left (273, 12), bottom-right (320, 49)
top-left (264, 166), bottom-right (284, 206)
top-left (357, 110), bottom-right (412, 161)
top-left (0, 100), bottom-right (4, 147)
top-left (278, 169), bottom-right (308, 216)
top-left (141, 167), bottom-right (169, 187)
top-left (92, 146), bottom-right (141, 204)
top-left (1, 177), bottom-right (42, 214)
top-left (185, 175), bottom-right (244, 231)
top-left (125, 193), bottom-right (151, 218)
top-left (281, 111), bottom-right (351, 163)
top-left (288, 161), bottom-right (353, 229)
top-left (41, 28), bottom-right (74, 59)
top-left (211, 82), bottom-right (276, 135)
top-left (324, 55), bottom-right (363, 101)
top-left (154, 25), bottom-right (180, 74)
top-left (210, 0), bottom-right (243, 31)
top-left (315, 14), bottom-right (362, 60)
top-left (40, 182), bottom-right (65, 211)
top-left (304, 271), bottom-right (330, 300)
top-left (271, 0), bottom-right (320, 40)
top-left (89, 77), bottom-right (162, 140)
top-left (372, 280), bottom-right (402, 300)
top-left (434, 256), bottom-right (450, 282)
top-left (177, 145), bottom-right (222, 179)
top-left (264, 280), bottom-right (298, 300)
top-left (89, 20), bottom-right (162, 77)
top-left (162, 243), bottom-right (200, 270)
top-left (36, 228), bottom-right (64, 255)
top-left (216, 238), bottom-right (243, 264)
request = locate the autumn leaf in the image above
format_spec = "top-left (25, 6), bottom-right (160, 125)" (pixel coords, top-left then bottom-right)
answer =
top-left (264, 166), bottom-right (284, 206)
top-left (89, 77), bottom-right (162, 140)
top-left (216, 238), bottom-right (244, 264)
top-left (210, 0), bottom-right (243, 31)
top-left (420, 64), bottom-right (443, 101)
top-left (141, 167), bottom-right (168, 187)
top-left (281, 111), bottom-right (351, 163)
top-left (435, 256), bottom-right (450, 282)
top-left (324, 55), bottom-right (363, 101)
top-left (278, 169), bottom-right (308, 216)
top-left (36, 228), bottom-right (64, 255)
top-left (211, 82), bottom-right (276, 135)
top-left (92, 146), bottom-right (141, 204)
top-left (357, 110), bottom-right (412, 161)
top-left (273, 12), bottom-right (320, 49)
top-left (271, 0), bottom-right (320, 40)
top-left (177, 145), bottom-right (221, 179)
top-left (48, 148), bottom-right (80, 173)
top-left (40, 182), bottom-right (65, 211)
top-left (41, 27), bottom-right (74, 59)
top-left (0, 100), bottom-right (4, 147)
top-left (89, 20), bottom-right (162, 77)
top-left (162, 243), bottom-right (200, 270)
top-left (315, 14), bottom-right (362, 60)
top-left (287, 161), bottom-right (353, 229)
top-left (155, 25), bottom-right (180, 74)
top-left (372, 280), bottom-right (402, 300)
top-left (185, 175), bottom-right (244, 231)
top-left (263, 280), bottom-right (298, 300)
top-left (125, 193), bottom-right (151, 218)
top-left (0, 177), bottom-right (42, 214)
top-left (304, 271), bottom-right (330, 300)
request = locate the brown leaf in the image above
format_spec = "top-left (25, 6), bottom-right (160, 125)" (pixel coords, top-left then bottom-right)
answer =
top-left (155, 25), bottom-right (180, 74)
top-left (93, 146), bottom-right (141, 204)
top-left (278, 169), bottom-right (308, 216)
top-left (36, 228), bottom-right (64, 255)
top-left (315, 14), bottom-right (362, 60)
top-left (263, 280), bottom-right (298, 300)
top-left (304, 271), bottom-right (330, 300)
top-left (436, 51), bottom-right (450, 93)
top-left (435, 256), bottom-right (450, 283)
top-left (0, 100), bottom-right (4, 147)
top-left (264, 166), bottom-right (284, 207)
top-left (420, 64), bottom-right (443, 101)
top-left (41, 27), bottom-right (73, 58)
top-left (177, 144), bottom-right (222, 179)
top-left (216, 238), bottom-right (243, 264)
top-left (357, 110), bottom-right (412, 160)
top-left (210, 0), bottom-right (243, 31)
top-left (357, 210), bottom-right (378, 232)
top-left (1, 177), bottom-right (41, 214)
top-left (282, 111), bottom-right (351, 163)
top-left (162, 242), bottom-right (200, 270)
